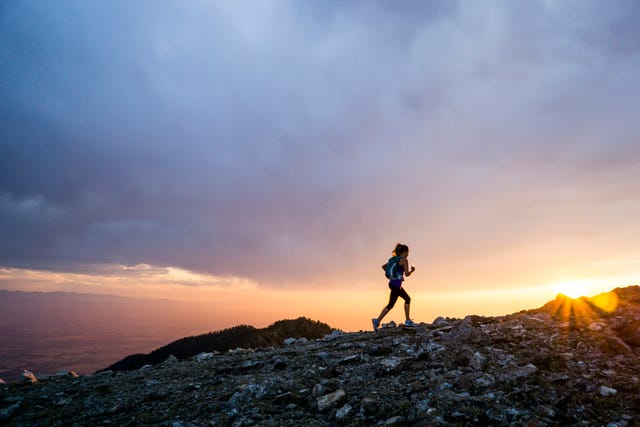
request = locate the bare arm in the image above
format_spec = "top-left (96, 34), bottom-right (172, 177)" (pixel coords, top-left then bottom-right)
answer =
top-left (400, 258), bottom-right (416, 277)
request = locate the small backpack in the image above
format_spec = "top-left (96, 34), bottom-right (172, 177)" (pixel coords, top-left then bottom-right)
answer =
top-left (384, 255), bottom-right (403, 281)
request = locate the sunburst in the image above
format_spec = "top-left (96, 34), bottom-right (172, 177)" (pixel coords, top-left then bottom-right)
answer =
top-left (551, 280), bottom-right (590, 299)
top-left (546, 290), bottom-right (619, 326)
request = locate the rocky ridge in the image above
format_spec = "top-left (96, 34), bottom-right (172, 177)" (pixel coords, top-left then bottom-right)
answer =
top-left (2, 286), bottom-right (640, 426)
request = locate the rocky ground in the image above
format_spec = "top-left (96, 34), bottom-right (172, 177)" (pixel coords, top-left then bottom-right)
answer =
top-left (2, 286), bottom-right (640, 426)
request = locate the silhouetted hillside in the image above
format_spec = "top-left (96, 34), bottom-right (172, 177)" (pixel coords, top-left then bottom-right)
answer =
top-left (101, 317), bottom-right (332, 372)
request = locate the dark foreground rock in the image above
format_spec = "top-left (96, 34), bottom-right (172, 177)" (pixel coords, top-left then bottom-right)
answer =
top-left (1, 286), bottom-right (640, 426)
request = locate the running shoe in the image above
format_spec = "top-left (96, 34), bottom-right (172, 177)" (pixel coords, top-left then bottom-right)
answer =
top-left (404, 319), bottom-right (417, 327)
top-left (372, 318), bottom-right (379, 332)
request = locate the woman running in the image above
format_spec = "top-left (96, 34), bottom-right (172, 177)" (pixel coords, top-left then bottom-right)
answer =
top-left (372, 243), bottom-right (416, 332)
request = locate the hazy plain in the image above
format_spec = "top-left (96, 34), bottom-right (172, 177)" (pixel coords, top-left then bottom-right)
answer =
top-left (0, 291), bottom-right (219, 382)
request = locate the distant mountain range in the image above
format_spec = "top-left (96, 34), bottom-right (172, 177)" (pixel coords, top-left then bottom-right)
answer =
top-left (101, 317), bottom-right (333, 372)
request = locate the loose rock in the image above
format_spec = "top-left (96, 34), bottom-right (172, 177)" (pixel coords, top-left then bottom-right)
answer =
top-left (317, 389), bottom-right (346, 411)
top-left (598, 385), bottom-right (618, 396)
top-left (163, 354), bottom-right (179, 365)
top-left (336, 403), bottom-right (352, 420)
top-left (21, 370), bottom-right (37, 383)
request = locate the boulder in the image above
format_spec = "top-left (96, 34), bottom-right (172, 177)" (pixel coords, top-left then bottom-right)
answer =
top-left (323, 330), bottom-right (344, 340)
top-left (588, 322), bottom-right (606, 332)
top-left (474, 373), bottom-right (496, 388)
top-left (514, 363), bottom-right (538, 379)
top-left (317, 389), bottom-right (346, 411)
top-left (311, 383), bottom-right (324, 398)
top-left (598, 386), bottom-right (618, 396)
top-left (617, 321), bottom-right (640, 347)
top-left (360, 396), bottom-right (379, 414)
top-left (163, 354), bottom-right (179, 365)
top-left (379, 357), bottom-right (406, 373)
top-left (335, 403), bottom-right (352, 420)
top-left (193, 352), bottom-right (214, 361)
top-left (469, 351), bottom-right (487, 371)
top-left (604, 336), bottom-right (632, 354)
top-left (445, 317), bottom-right (483, 345)
top-left (382, 415), bottom-right (406, 426)
top-left (432, 316), bottom-right (450, 327)
top-left (21, 370), bottom-right (37, 383)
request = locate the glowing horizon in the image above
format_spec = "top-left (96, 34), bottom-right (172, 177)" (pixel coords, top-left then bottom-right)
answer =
top-left (2, 265), bottom-right (638, 332)
top-left (1, 1), bottom-right (639, 332)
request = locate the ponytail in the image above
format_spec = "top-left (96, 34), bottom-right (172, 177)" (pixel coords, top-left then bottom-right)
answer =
top-left (392, 243), bottom-right (409, 256)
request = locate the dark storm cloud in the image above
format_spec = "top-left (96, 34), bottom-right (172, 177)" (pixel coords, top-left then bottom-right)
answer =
top-left (1, 1), bottom-right (640, 288)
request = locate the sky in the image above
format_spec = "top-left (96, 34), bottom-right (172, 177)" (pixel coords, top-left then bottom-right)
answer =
top-left (2, 0), bottom-right (640, 331)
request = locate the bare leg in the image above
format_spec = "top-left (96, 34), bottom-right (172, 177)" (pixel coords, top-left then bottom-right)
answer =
top-left (404, 303), bottom-right (410, 321)
top-left (377, 307), bottom-right (389, 322)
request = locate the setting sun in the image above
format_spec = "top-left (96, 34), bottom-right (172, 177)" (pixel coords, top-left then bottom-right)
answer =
top-left (552, 280), bottom-right (590, 299)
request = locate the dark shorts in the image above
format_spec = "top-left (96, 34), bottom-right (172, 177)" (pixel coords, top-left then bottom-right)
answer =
top-left (386, 284), bottom-right (411, 309)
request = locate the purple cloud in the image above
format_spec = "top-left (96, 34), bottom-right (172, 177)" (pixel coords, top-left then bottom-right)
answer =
top-left (1, 1), bottom-right (639, 289)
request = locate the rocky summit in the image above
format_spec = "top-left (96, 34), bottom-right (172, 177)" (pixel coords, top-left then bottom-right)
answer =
top-left (2, 286), bottom-right (640, 426)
